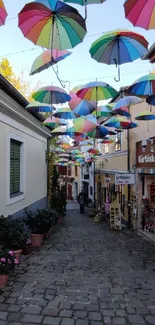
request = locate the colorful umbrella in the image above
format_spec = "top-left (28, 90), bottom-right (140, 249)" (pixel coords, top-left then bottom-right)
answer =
top-left (26, 101), bottom-right (55, 113)
top-left (43, 117), bottom-right (66, 128)
top-left (128, 72), bottom-right (155, 96)
top-left (92, 105), bottom-right (113, 117)
top-left (18, 1), bottom-right (87, 50)
top-left (53, 107), bottom-right (76, 119)
top-left (51, 126), bottom-right (67, 135)
top-left (146, 94), bottom-right (155, 106)
top-left (112, 106), bottom-right (130, 117)
top-left (30, 50), bottom-right (71, 75)
top-left (63, 0), bottom-right (106, 19)
top-left (73, 115), bottom-right (97, 132)
top-left (77, 81), bottom-right (118, 101)
top-left (70, 85), bottom-right (83, 98)
top-left (69, 97), bottom-right (96, 116)
top-left (54, 147), bottom-right (65, 153)
top-left (135, 111), bottom-right (155, 120)
top-left (0, 0), bottom-right (7, 26)
top-left (74, 134), bottom-right (89, 142)
top-left (87, 148), bottom-right (100, 154)
top-left (100, 138), bottom-right (114, 144)
top-left (87, 125), bottom-right (109, 138)
top-left (124, 0), bottom-right (155, 30)
top-left (71, 149), bottom-right (81, 154)
top-left (32, 86), bottom-right (71, 104)
top-left (104, 116), bottom-right (131, 128)
top-left (89, 29), bottom-right (148, 82)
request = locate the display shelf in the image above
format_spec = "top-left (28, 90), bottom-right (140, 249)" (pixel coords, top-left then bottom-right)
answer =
top-left (110, 203), bottom-right (122, 230)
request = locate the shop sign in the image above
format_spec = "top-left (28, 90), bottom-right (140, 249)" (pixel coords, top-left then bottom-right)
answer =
top-left (136, 138), bottom-right (155, 168)
top-left (115, 173), bottom-right (135, 185)
top-left (105, 177), bottom-right (111, 183)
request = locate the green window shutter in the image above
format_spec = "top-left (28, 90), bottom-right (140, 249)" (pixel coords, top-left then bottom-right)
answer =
top-left (10, 139), bottom-right (21, 195)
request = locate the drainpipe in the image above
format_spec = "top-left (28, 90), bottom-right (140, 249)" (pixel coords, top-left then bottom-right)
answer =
top-left (47, 136), bottom-right (50, 208)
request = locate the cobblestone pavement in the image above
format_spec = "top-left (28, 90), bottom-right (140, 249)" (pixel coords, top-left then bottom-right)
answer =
top-left (1, 203), bottom-right (155, 325)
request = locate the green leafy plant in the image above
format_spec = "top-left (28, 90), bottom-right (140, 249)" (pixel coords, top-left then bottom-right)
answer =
top-left (24, 208), bottom-right (58, 234)
top-left (1, 219), bottom-right (29, 250)
top-left (0, 249), bottom-right (18, 275)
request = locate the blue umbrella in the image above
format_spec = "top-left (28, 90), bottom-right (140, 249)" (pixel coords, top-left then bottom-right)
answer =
top-left (69, 97), bottom-right (96, 116)
top-left (26, 101), bottom-right (55, 112)
top-left (53, 107), bottom-right (76, 119)
top-left (146, 95), bottom-right (155, 106)
top-left (112, 96), bottom-right (142, 117)
top-left (128, 72), bottom-right (155, 96)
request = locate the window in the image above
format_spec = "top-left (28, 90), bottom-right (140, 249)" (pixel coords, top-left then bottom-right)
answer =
top-left (68, 166), bottom-right (71, 176)
top-left (75, 166), bottom-right (78, 177)
top-left (10, 139), bottom-right (22, 196)
top-left (115, 133), bottom-right (121, 151)
top-left (90, 186), bottom-right (93, 195)
top-left (105, 144), bottom-right (109, 154)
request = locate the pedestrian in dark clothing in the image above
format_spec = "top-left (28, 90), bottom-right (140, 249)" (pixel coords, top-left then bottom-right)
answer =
top-left (78, 190), bottom-right (86, 213)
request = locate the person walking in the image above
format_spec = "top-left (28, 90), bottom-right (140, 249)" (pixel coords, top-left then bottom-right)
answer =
top-left (78, 189), bottom-right (86, 214)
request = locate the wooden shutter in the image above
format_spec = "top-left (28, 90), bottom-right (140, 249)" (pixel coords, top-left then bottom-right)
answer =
top-left (10, 139), bottom-right (21, 195)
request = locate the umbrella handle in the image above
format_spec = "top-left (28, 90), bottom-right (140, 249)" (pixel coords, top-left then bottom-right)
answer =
top-left (114, 62), bottom-right (120, 82)
top-left (85, 1), bottom-right (87, 19)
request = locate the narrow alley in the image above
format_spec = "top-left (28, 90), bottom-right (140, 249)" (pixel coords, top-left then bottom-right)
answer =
top-left (1, 203), bottom-right (155, 325)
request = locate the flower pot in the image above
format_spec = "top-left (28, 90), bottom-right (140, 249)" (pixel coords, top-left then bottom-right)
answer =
top-left (30, 234), bottom-right (44, 247)
top-left (22, 245), bottom-right (33, 255)
top-left (0, 274), bottom-right (8, 288)
top-left (14, 249), bottom-right (22, 262)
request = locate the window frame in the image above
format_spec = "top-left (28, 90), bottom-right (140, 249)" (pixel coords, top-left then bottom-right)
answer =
top-left (7, 133), bottom-right (26, 205)
top-left (115, 133), bottom-right (121, 152)
top-left (10, 139), bottom-right (21, 197)
top-left (105, 144), bottom-right (109, 154)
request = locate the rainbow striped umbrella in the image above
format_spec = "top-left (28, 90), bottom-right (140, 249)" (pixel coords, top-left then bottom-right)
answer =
top-left (30, 50), bottom-right (71, 75)
top-left (135, 111), bottom-right (155, 121)
top-left (104, 116), bottom-right (131, 128)
top-left (54, 148), bottom-right (65, 153)
top-left (87, 148), bottom-right (100, 154)
top-left (112, 107), bottom-right (130, 118)
top-left (92, 105), bottom-right (113, 117)
top-left (124, 0), bottom-right (155, 30)
top-left (71, 149), bottom-right (81, 154)
top-left (128, 72), bottom-right (155, 96)
top-left (77, 81), bottom-right (118, 101)
top-left (70, 85), bottom-right (83, 98)
top-left (32, 86), bottom-right (71, 104)
top-left (43, 117), bottom-right (66, 128)
top-left (26, 101), bottom-right (55, 113)
top-left (53, 107), bottom-right (76, 119)
top-left (73, 115), bottom-right (97, 132)
top-left (146, 94), bottom-right (155, 106)
top-left (69, 97), bottom-right (96, 116)
top-left (100, 138), bottom-right (114, 144)
top-left (18, 1), bottom-right (87, 50)
top-left (89, 29), bottom-right (148, 82)
top-left (87, 125), bottom-right (109, 138)
top-left (0, 0), bottom-right (7, 26)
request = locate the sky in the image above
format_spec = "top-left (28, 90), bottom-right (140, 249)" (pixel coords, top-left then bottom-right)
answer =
top-left (0, 0), bottom-right (155, 94)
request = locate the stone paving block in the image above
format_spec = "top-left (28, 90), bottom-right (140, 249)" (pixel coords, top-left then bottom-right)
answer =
top-left (7, 305), bottom-right (21, 312)
top-left (127, 314), bottom-right (145, 324)
top-left (59, 302), bottom-right (72, 310)
top-left (145, 315), bottom-right (155, 324)
top-left (7, 312), bottom-right (21, 322)
top-left (43, 317), bottom-right (61, 325)
top-left (88, 312), bottom-right (102, 321)
top-left (115, 309), bottom-right (127, 317)
top-left (73, 303), bottom-right (86, 311)
top-left (21, 305), bottom-right (42, 314)
top-left (102, 309), bottom-right (115, 317)
top-left (22, 314), bottom-right (43, 323)
top-left (0, 304), bottom-right (8, 311)
top-left (42, 307), bottom-right (59, 316)
top-left (86, 304), bottom-right (100, 311)
top-left (74, 311), bottom-right (87, 318)
top-left (60, 310), bottom-right (73, 317)
top-left (112, 317), bottom-right (126, 324)
top-left (0, 312), bottom-right (8, 320)
top-left (61, 318), bottom-right (75, 325)
top-left (75, 320), bottom-right (89, 325)
top-left (103, 316), bottom-right (112, 324)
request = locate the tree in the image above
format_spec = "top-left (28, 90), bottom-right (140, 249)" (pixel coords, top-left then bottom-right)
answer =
top-left (0, 58), bottom-right (41, 102)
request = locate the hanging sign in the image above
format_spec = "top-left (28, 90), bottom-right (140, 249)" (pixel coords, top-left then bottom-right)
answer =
top-left (115, 173), bottom-right (135, 185)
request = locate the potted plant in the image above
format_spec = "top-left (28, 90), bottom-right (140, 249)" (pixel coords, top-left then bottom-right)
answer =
top-left (0, 249), bottom-right (18, 288)
top-left (24, 208), bottom-right (52, 247)
top-left (0, 219), bottom-right (28, 261)
top-left (22, 238), bottom-right (33, 255)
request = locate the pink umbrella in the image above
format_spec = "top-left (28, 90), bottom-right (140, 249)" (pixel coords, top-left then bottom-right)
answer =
top-left (124, 0), bottom-right (155, 30)
top-left (0, 0), bottom-right (7, 26)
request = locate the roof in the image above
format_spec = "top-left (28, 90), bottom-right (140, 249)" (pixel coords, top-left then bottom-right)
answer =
top-left (142, 42), bottom-right (155, 60)
top-left (0, 73), bottom-right (44, 122)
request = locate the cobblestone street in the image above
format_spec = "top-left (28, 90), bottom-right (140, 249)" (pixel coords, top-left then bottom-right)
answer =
top-left (1, 202), bottom-right (155, 325)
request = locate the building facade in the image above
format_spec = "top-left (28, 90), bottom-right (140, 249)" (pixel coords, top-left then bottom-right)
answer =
top-left (0, 75), bottom-right (51, 218)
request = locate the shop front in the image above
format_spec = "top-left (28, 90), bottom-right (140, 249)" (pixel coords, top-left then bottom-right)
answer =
top-left (136, 138), bottom-right (155, 233)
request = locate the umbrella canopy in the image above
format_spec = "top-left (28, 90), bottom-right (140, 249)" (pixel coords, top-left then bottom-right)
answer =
top-left (54, 147), bottom-right (65, 153)
top-left (79, 140), bottom-right (92, 146)
top-left (89, 29), bottom-right (148, 82)
top-left (73, 115), bottom-right (97, 132)
top-left (64, 0), bottom-right (105, 6)
top-left (53, 107), bottom-right (76, 119)
top-left (146, 94), bottom-right (155, 106)
top-left (104, 116), bottom-right (131, 128)
top-left (51, 126), bottom-right (67, 135)
top-left (124, 0), bottom-right (155, 30)
top-left (135, 111), bottom-right (155, 120)
top-left (113, 96), bottom-right (142, 110)
top-left (71, 149), bottom-right (81, 154)
top-left (128, 72), bottom-right (155, 96)
top-left (32, 86), bottom-right (71, 104)
top-left (43, 117), bottom-right (66, 128)
top-left (87, 125), bottom-right (109, 138)
top-left (30, 50), bottom-right (71, 75)
top-left (0, 0), bottom-right (7, 27)
top-left (26, 101), bottom-right (55, 112)
top-left (77, 81), bottom-right (118, 101)
top-left (112, 107), bottom-right (130, 117)
top-left (87, 148), bottom-right (100, 154)
top-left (18, 1), bottom-right (87, 50)
top-left (70, 85), bottom-right (83, 98)
top-left (92, 105), bottom-right (113, 117)
top-left (100, 138), bottom-right (114, 144)
top-left (69, 97), bottom-right (96, 116)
